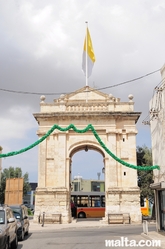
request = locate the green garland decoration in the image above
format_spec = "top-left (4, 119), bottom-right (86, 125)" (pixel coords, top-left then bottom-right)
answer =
top-left (0, 124), bottom-right (160, 171)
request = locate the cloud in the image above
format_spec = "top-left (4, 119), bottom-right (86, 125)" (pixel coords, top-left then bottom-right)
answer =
top-left (0, 0), bottom-right (165, 181)
top-left (0, 105), bottom-right (37, 142)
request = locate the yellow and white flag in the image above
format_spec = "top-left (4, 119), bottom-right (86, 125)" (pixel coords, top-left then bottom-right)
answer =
top-left (82, 28), bottom-right (96, 78)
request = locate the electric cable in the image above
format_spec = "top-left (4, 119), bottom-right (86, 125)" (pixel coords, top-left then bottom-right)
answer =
top-left (0, 68), bottom-right (160, 96)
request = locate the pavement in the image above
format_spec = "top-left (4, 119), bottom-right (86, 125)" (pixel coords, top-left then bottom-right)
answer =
top-left (29, 218), bottom-right (110, 232)
top-left (142, 231), bottom-right (165, 249)
top-left (29, 218), bottom-right (165, 248)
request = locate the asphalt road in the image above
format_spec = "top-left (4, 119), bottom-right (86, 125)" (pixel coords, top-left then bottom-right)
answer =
top-left (17, 223), bottom-right (157, 249)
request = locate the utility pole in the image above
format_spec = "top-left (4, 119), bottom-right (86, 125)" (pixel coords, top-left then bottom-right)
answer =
top-left (0, 146), bottom-right (2, 186)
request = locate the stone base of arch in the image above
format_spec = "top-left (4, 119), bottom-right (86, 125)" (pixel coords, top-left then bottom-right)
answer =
top-left (33, 187), bottom-right (141, 224)
top-left (33, 188), bottom-right (71, 224)
top-left (103, 187), bottom-right (142, 224)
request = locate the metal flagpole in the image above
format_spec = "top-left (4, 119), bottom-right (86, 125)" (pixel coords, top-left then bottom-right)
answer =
top-left (85, 21), bottom-right (88, 103)
top-left (85, 21), bottom-right (88, 87)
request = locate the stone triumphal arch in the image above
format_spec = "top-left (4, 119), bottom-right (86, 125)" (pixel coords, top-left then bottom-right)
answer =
top-left (33, 86), bottom-right (142, 223)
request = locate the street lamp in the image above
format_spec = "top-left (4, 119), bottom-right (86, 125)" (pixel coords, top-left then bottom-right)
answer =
top-left (102, 167), bottom-right (105, 192)
top-left (85, 145), bottom-right (88, 152)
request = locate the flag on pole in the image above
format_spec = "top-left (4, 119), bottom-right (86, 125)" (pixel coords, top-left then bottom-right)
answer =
top-left (82, 28), bottom-right (96, 78)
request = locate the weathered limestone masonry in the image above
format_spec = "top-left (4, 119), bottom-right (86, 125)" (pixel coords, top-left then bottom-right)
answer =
top-left (33, 86), bottom-right (142, 224)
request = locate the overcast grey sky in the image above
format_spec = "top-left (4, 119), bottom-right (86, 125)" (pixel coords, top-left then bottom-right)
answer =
top-left (0, 0), bottom-right (165, 182)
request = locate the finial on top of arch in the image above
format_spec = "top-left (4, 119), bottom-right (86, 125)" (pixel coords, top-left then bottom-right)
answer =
top-left (109, 94), bottom-right (113, 102)
top-left (128, 94), bottom-right (134, 102)
top-left (40, 95), bottom-right (46, 103)
top-left (60, 94), bottom-right (65, 99)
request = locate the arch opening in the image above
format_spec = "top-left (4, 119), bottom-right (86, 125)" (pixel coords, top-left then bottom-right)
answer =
top-left (69, 145), bottom-right (105, 220)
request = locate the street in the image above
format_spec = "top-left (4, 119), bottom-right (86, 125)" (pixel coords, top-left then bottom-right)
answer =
top-left (17, 223), bottom-right (158, 249)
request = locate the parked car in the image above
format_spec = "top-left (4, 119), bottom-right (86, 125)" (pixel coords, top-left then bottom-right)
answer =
top-left (0, 204), bottom-right (18, 249)
top-left (9, 204), bottom-right (29, 241)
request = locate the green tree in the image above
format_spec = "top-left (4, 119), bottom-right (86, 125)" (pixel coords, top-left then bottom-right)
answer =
top-left (137, 145), bottom-right (154, 203)
top-left (0, 166), bottom-right (31, 204)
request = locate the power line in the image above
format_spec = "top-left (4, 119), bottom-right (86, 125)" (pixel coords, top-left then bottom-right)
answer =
top-left (97, 69), bottom-right (160, 91)
top-left (0, 68), bottom-right (160, 96)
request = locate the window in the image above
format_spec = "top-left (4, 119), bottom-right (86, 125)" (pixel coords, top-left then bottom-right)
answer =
top-left (91, 182), bottom-right (100, 192)
top-left (140, 196), bottom-right (144, 207)
top-left (73, 181), bottom-right (81, 191)
top-left (0, 210), bottom-right (5, 224)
